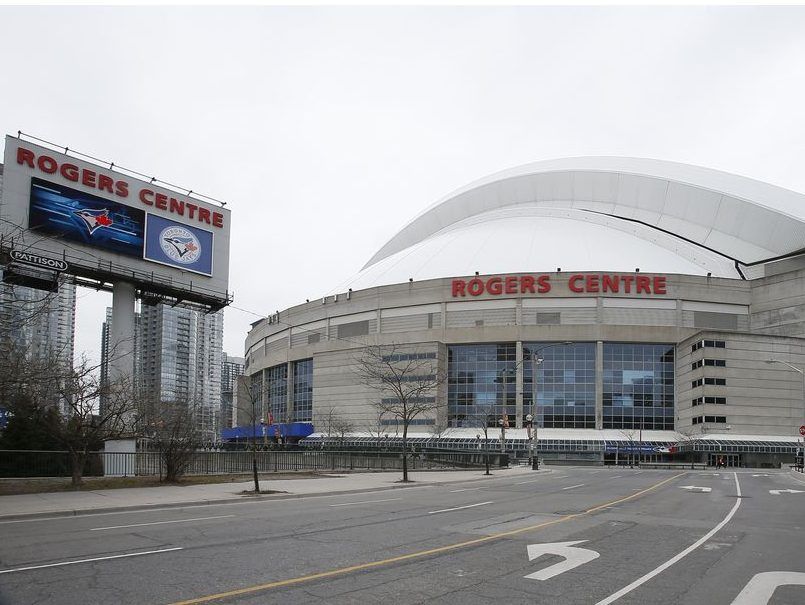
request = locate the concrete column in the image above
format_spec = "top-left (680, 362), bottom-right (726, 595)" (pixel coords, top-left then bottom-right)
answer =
top-left (109, 281), bottom-right (136, 384)
top-left (515, 341), bottom-right (524, 428)
top-left (596, 340), bottom-right (604, 429)
top-left (107, 281), bottom-right (137, 456)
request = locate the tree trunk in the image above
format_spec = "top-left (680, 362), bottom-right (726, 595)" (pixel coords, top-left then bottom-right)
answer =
top-left (69, 451), bottom-right (85, 487)
top-left (402, 420), bottom-right (409, 482)
top-left (252, 446), bottom-right (261, 494)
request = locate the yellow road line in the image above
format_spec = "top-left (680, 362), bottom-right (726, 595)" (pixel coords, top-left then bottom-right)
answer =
top-left (170, 473), bottom-right (682, 605)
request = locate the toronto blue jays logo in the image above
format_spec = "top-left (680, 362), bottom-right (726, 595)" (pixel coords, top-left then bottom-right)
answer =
top-left (158, 226), bottom-right (201, 265)
top-left (74, 208), bottom-right (114, 235)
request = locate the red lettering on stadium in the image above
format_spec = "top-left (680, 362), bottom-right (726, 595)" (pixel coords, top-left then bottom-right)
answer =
top-left (450, 274), bottom-right (667, 297)
top-left (16, 145), bottom-right (225, 229)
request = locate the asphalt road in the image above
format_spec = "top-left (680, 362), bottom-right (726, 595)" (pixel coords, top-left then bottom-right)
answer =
top-left (1, 467), bottom-right (804, 605)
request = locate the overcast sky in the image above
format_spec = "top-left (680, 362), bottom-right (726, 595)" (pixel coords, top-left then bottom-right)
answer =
top-left (2, 5), bottom-right (805, 363)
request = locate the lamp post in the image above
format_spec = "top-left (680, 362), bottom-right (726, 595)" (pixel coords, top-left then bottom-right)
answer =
top-left (529, 341), bottom-right (574, 470)
top-left (765, 359), bottom-right (805, 456)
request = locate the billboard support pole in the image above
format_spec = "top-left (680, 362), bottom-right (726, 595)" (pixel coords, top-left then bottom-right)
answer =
top-left (108, 281), bottom-right (137, 458)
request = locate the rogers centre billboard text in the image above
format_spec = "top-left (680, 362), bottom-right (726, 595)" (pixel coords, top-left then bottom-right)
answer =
top-left (15, 146), bottom-right (225, 229)
top-left (451, 274), bottom-right (667, 297)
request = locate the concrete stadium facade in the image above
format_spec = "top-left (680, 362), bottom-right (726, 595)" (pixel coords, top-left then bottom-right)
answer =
top-left (244, 158), bottom-right (805, 466)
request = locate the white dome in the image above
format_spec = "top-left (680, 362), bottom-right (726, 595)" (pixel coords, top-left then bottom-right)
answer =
top-left (338, 157), bottom-right (805, 292)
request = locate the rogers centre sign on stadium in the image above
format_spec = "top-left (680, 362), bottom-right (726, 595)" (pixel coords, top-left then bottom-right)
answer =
top-left (451, 274), bottom-right (667, 297)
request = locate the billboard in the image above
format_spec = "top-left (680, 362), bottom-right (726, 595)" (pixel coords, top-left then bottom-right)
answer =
top-left (0, 136), bottom-right (230, 307)
top-left (29, 177), bottom-right (146, 258)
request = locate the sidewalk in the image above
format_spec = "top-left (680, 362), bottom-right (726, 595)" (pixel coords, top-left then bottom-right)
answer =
top-left (0, 466), bottom-right (537, 521)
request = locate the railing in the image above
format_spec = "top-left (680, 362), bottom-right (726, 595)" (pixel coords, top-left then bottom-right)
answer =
top-left (0, 449), bottom-right (506, 478)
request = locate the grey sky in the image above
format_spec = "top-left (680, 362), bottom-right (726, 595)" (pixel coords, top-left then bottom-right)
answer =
top-left (2, 6), bottom-right (805, 362)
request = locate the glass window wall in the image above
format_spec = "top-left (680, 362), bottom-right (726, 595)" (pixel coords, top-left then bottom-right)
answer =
top-left (448, 344), bottom-right (516, 427)
top-left (524, 342), bottom-right (596, 429)
top-left (293, 359), bottom-right (313, 422)
top-left (603, 343), bottom-right (674, 430)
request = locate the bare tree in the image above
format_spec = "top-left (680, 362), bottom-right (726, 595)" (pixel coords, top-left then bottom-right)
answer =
top-left (317, 406), bottom-right (354, 449)
top-left (355, 344), bottom-right (444, 482)
top-left (464, 405), bottom-right (498, 475)
top-left (331, 414), bottom-right (355, 448)
top-left (619, 428), bottom-right (637, 468)
top-left (364, 408), bottom-right (388, 443)
top-left (140, 396), bottom-right (201, 483)
top-left (4, 348), bottom-right (139, 486)
top-left (234, 374), bottom-right (263, 493)
top-left (674, 426), bottom-right (700, 470)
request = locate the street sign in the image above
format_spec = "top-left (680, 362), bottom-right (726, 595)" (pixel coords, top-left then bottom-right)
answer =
top-left (799, 425), bottom-right (805, 436)
top-left (524, 540), bottom-right (599, 580)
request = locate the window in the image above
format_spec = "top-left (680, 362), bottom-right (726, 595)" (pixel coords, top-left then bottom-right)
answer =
top-left (448, 344), bottom-right (517, 427)
top-left (691, 339), bottom-right (726, 353)
top-left (692, 378), bottom-right (702, 388)
top-left (704, 396), bottom-right (726, 405)
top-left (292, 359), bottom-right (313, 422)
top-left (692, 397), bottom-right (703, 406)
top-left (525, 342), bottom-right (596, 429)
top-left (705, 377), bottom-right (726, 386)
top-left (603, 343), bottom-right (675, 430)
top-left (693, 359), bottom-right (726, 369)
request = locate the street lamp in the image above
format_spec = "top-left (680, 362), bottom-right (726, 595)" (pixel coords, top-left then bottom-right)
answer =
top-left (765, 359), bottom-right (805, 457)
top-left (529, 341), bottom-right (574, 470)
top-left (495, 368), bottom-right (515, 453)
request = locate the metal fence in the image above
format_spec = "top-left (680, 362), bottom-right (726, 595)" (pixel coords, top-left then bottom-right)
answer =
top-left (0, 449), bottom-right (505, 478)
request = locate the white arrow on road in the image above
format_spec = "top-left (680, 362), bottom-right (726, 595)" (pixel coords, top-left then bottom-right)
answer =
top-left (769, 489), bottom-right (804, 495)
top-left (524, 540), bottom-right (600, 581)
top-left (731, 571), bottom-right (805, 604)
top-left (679, 485), bottom-right (712, 493)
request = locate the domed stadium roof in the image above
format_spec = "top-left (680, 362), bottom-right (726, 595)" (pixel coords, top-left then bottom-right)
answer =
top-left (337, 157), bottom-right (805, 292)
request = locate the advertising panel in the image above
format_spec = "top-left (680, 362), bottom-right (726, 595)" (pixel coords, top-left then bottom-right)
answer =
top-left (0, 135), bottom-right (231, 305)
top-left (29, 177), bottom-right (145, 258)
top-left (144, 214), bottom-right (213, 276)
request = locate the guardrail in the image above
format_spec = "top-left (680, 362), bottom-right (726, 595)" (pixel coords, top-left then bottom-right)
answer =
top-left (0, 449), bottom-right (506, 478)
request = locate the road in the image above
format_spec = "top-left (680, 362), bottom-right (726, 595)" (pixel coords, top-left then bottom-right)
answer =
top-left (1, 467), bottom-right (804, 605)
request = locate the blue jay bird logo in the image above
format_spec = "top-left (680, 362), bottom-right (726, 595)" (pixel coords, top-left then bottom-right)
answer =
top-left (158, 226), bottom-right (202, 265)
top-left (163, 236), bottom-right (198, 258)
top-left (74, 208), bottom-right (114, 235)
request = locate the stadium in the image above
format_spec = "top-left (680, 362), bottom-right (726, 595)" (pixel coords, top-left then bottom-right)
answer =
top-left (244, 157), bottom-right (805, 467)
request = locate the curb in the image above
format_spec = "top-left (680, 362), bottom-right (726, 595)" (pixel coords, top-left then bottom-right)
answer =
top-left (788, 469), bottom-right (805, 485)
top-left (0, 468), bottom-right (541, 522)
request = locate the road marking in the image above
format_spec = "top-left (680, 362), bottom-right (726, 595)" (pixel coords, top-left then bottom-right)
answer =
top-left (428, 501), bottom-right (493, 514)
top-left (699, 473), bottom-right (720, 476)
top-left (731, 571), bottom-right (805, 604)
top-left (329, 498), bottom-right (401, 507)
top-left (449, 487), bottom-right (485, 493)
top-left (0, 486), bottom-right (437, 525)
top-left (90, 515), bottom-right (234, 531)
top-left (562, 484), bottom-right (585, 491)
top-left (0, 547), bottom-right (183, 575)
top-left (769, 489), bottom-right (804, 495)
top-left (552, 475), bottom-right (568, 479)
top-left (752, 474), bottom-right (772, 477)
top-left (595, 472), bottom-right (742, 605)
top-left (168, 473), bottom-right (683, 605)
top-left (525, 540), bottom-right (599, 580)
top-left (516, 479), bottom-right (540, 485)
top-left (679, 485), bottom-right (712, 493)
top-left (588, 470), bottom-right (602, 474)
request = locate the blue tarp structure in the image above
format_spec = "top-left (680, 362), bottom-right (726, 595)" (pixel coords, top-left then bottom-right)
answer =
top-left (222, 422), bottom-right (314, 442)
